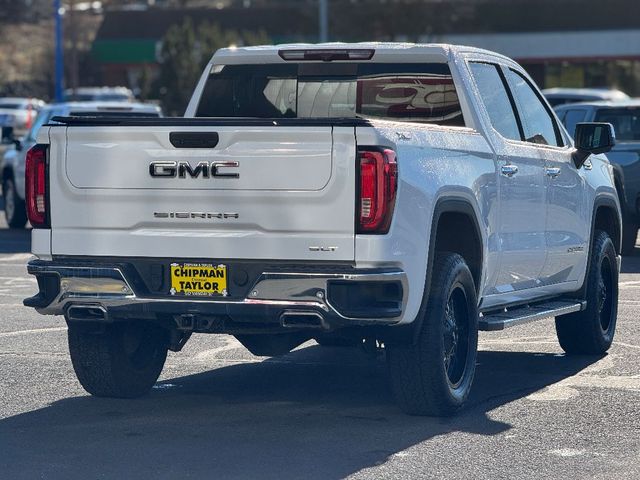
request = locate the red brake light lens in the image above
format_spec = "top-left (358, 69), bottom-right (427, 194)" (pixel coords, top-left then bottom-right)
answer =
top-left (278, 49), bottom-right (375, 62)
top-left (358, 148), bottom-right (397, 234)
top-left (25, 144), bottom-right (48, 228)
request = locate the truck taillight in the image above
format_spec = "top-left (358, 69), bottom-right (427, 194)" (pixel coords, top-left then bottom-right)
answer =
top-left (357, 148), bottom-right (397, 234)
top-left (25, 144), bottom-right (49, 228)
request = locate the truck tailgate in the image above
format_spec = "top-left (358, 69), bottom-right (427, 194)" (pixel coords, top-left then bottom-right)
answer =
top-left (48, 124), bottom-right (356, 261)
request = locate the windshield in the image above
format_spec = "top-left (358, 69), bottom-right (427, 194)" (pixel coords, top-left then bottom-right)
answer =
top-left (196, 63), bottom-right (465, 126)
top-left (595, 107), bottom-right (640, 141)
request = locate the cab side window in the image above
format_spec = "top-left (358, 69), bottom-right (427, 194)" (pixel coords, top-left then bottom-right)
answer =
top-left (504, 69), bottom-right (563, 147)
top-left (469, 62), bottom-right (521, 141)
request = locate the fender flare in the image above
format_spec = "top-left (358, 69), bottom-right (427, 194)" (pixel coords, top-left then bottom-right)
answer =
top-left (386, 196), bottom-right (484, 345)
top-left (576, 195), bottom-right (622, 299)
top-left (610, 166), bottom-right (628, 216)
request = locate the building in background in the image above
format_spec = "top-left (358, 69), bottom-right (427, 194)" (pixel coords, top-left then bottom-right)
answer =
top-left (83, 0), bottom-right (640, 96)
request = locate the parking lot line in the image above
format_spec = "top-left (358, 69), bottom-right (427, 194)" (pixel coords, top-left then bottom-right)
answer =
top-left (0, 327), bottom-right (66, 337)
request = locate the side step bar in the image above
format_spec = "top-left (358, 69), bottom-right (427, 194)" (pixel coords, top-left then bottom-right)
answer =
top-left (479, 300), bottom-right (586, 331)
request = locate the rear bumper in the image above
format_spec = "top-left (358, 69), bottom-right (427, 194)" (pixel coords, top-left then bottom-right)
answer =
top-left (24, 259), bottom-right (407, 331)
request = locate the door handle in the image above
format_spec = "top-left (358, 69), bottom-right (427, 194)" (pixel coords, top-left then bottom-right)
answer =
top-left (501, 164), bottom-right (518, 177)
top-left (545, 167), bottom-right (561, 178)
top-left (169, 132), bottom-right (219, 148)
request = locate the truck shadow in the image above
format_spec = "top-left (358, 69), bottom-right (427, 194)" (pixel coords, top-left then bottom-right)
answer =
top-left (621, 253), bottom-right (640, 273)
top-left (0, 195), bottom-right (31, 253)
top-left (0, 346), bottom-right (600, 479)
top-left (0, 226), bottom-right (31, 253)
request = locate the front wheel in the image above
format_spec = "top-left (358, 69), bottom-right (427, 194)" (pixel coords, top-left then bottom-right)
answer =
top-left (555, 230), bottom-right (618, 354)
top-left (68, 322), bottom-right (169, 398)
top-left (387, 252), bottom-right (479, 416)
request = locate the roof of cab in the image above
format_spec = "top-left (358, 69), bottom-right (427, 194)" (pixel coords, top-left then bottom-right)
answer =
top-left (211, 42), bottom-right (514, 64)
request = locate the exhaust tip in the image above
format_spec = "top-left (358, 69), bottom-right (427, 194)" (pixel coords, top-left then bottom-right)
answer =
top-left (280, 311), bottom-right (326, 329)
top-left (66, 305), bottom-right (107, 322)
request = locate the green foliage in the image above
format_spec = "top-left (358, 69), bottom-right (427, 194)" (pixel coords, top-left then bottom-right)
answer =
top-left (156, 18), bottom-right (269, 116)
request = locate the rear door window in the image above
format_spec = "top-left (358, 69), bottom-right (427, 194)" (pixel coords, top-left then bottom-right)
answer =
top-left (469, 62), bottom-right (521, 141)
top-left (196, 63), bottom-right (465, 126)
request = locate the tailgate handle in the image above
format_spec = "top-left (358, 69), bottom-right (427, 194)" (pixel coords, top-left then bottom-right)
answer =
top-left (169, 132), bottom-right (219, 149)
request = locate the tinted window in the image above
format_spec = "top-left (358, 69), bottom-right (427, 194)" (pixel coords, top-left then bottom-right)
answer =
top-left (505, 69), bottom-right (562, 146)
top-left (594, 108), bottom-right (640, 141)
top-left (196, 63), bottom-right (465, 126)
top-left (469, 62), bottom-right (520, 141)
top-left (562, 109), bottom-right (587, 139)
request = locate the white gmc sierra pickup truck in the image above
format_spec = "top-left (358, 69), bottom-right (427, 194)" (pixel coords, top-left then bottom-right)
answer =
top-left (23, 43), bottom-right (621, 416)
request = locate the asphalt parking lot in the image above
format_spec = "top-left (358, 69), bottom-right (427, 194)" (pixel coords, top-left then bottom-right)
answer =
top-left (0, 215), bottom-right (639, 479)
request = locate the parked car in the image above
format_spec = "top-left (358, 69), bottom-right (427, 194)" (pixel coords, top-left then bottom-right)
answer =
top-left (64, 86), bottom-right (135, 102)
top-left (0, 97), bottom-right (46, 139)
top-left (23, 43), bottom-right (620, 416)
top-left (556, 100), bottom-right (640, 254)
top-left (2, 101), bottom-right (162, 228)
top-left (542, 87), bottom-right (629, 107)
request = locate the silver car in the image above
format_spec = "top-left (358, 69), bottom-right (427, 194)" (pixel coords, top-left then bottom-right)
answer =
top-left (2, 101), bottom-right (162, 228)
top-left (0, 97), bottom-right (46, 139)
top-left (542, 87), bottom-right (629, 107)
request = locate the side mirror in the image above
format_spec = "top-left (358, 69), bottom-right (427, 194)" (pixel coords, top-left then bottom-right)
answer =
top-left (573, 122), bottom-right (615, 169)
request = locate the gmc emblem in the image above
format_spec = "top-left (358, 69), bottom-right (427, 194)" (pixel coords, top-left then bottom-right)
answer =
top-left (149, 161), bottom-right (239, 179)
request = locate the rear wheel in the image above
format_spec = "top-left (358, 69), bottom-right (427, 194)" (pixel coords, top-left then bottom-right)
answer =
top-left (555, 230), bottom-right (618, 354)
top-left (68, 321), bottom-right (168, 398)
top-left (387, 252), bottom-right (478, 416)
top-left (3, 176), bottom-right (27, 229)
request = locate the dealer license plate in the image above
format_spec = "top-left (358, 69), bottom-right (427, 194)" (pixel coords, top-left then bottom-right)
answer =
top-left (170, 263), bottom-right (228, 297)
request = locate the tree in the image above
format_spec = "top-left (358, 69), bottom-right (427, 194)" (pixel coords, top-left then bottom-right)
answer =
top-left (155, 18), bottom-right (269, 115)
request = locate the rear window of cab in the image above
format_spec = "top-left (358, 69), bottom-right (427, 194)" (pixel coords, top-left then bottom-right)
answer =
top-left (196, 63), bottom-right (466, 127)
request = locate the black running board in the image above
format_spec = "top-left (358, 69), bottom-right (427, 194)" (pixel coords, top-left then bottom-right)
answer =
top-left (479, 300), bottom-right (586, 331)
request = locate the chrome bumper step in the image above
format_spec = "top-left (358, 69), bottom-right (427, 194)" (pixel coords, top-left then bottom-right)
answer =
top-left (479, 300), bottom-right (585, 331)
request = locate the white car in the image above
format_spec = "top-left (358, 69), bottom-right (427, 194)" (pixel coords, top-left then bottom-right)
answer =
top-left (542, 87), bottom-right (629, 107)
top-left (0, 97), bottom-right (46, 137)
top-left (23, 44), bottom-right (621, 416)
top-left (64, 86), bottom-right (134, 103)
top-left (2, 101), bottom-right (162, 227)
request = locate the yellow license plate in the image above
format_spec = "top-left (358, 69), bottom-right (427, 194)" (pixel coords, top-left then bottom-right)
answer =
top-left (170, 263), bottom-right (228, 297)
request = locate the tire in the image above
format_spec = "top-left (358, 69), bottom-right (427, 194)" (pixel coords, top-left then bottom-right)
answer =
top-left (68, 322), bottom-right (169, 398)
top-left (2, 176), bottom-right (27, 229)
top-left (555, 230), bottom-right (618, 354)
top-left (621, 221), bottom-right (637, 256)
top-left (386, 252), bottom-right (479, 416)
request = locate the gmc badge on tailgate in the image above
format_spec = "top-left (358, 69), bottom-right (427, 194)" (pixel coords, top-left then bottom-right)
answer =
top-left (149, 161), bottom-right (239, 179)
